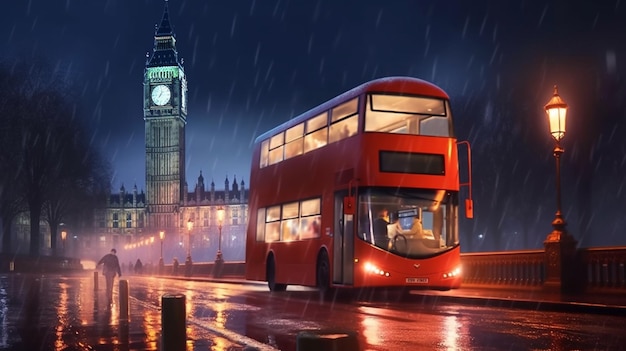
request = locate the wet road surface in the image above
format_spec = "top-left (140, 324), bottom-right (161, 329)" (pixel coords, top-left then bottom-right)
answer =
top-left (128, 276), bottom-right (625, 351)
top-left (1, 273), bottom-right (624, 350)
top-left (0, 274), bottom-right (254, 350)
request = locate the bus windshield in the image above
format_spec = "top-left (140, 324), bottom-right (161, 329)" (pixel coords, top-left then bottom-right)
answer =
top-left (364, 93), bottom-right (453, 137)
top-left (357, 187), bottom-right (459, 258)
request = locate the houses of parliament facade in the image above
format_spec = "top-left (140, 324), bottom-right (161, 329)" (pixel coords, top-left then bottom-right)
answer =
top-left (93, 2), bottom-right (249, 264)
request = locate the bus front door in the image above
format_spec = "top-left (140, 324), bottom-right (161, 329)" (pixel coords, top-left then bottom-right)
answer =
top-left (333, 193), bottom-right (354, 285)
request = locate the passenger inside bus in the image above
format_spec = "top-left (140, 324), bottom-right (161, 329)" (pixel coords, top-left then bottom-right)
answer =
top-left (401, 216), bottom-right (425, 238)
top-left (373, 208), bottom-right (390, 248)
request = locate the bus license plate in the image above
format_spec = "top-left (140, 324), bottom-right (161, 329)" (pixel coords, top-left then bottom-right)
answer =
top-left (406, 277), bottom-right (428, 284)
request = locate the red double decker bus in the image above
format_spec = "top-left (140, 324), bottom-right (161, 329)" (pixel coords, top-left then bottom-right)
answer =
top-left (245, 76), bottom-right (472, 292)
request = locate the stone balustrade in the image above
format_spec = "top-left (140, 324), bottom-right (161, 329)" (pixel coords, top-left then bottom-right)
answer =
top-left (460, 246), bottom-right (626, 293)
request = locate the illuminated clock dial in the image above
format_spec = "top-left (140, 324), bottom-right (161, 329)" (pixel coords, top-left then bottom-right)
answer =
top-left (151, 84), bottom-right (171, 106)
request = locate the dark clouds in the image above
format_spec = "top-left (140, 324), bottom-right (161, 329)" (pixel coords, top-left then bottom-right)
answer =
top-left (2, 0), bottom-right (625, 247)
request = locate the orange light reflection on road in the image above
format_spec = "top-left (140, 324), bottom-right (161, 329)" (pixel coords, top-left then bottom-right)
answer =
top-left (183, 282), bottom-right (196, 351)
top-left (442, 315), bottom-right (460, 350)
top-left (142, 308), bottom-right (159, 346)
top-left (54, 282), bottom-right (70, 351)
top-left (143, 276), bottom-right (165, 347)
top-left (358, 306), bottom-right (384, 347)
top-left (214, 288), bottom-right (228, 329)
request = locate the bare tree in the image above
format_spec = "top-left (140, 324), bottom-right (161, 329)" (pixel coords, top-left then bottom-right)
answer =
top-left (43, 129), bottom-right (111, 255)
top-left (0, 59), bottom-right (111, 256)
top-left (0, 63), bottom-right (29, 253)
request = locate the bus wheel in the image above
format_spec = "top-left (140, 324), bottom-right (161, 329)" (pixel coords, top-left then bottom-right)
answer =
top-left (267, 256), bottom-right (287, 292)
top-left (316, 250), bottom-right (330, 293)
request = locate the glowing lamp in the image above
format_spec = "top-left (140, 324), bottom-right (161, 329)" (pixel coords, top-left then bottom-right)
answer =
top-left (545, 85), bottom-right (568, 142)
top-left (217, 206), bottom-right (225, 225)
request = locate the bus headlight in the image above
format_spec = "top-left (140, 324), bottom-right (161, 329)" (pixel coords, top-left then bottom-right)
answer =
top-left (364, 262), bottom-right (391, 277)
top-left (442, 266), bottom-right (461, 279)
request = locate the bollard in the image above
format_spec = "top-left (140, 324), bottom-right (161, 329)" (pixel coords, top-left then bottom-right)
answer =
top-left (119, 319), bottom-right (130, 347)
top-left (161, 294), bottom-right (186, 351)
top-left (296, 330), bottom-right (359, 351)
top-left (119, 279), bottom-right (129, 321)
top-left (94, 271), bottom-right (99, 291)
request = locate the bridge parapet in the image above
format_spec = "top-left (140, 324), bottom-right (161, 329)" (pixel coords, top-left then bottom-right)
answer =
top-left (581, 247), bottom-right (626, 291)
top-left (461, 250), bottom-right (545, 287)
top-left (461, 246), bottom-right (626, 294)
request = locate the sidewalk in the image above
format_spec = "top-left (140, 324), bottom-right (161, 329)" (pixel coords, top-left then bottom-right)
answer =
top-left (410, 284), bottom-right (626, 315)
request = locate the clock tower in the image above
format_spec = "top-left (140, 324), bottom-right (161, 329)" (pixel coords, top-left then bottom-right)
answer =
top-left (144, 0), bottom-right (188, 229)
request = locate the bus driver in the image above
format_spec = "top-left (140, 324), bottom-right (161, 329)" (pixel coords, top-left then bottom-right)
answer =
top-left (373, 208), bottom-right (390, 248)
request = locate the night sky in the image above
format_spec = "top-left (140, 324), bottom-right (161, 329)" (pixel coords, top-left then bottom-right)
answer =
top-left (2, 1), bottom-right (625, 248)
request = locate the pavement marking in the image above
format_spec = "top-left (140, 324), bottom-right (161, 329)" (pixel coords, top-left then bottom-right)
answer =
top-left (130, 296), bottom-right (280, 351)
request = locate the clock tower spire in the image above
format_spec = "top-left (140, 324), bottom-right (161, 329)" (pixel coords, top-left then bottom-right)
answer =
top-left (144, 0), bottom-right (188, 229)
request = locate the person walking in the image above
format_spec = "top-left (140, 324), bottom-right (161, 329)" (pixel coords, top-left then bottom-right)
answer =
top-left (134, 258), bottom-right (143, 275)
top-left (97, 248), bottom-right (122, 304)
top-left (172, 257), bottom-right (179, 275)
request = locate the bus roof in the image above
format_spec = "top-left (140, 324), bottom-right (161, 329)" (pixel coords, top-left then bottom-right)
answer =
top-left (254, 76), bottom-right (449, 144)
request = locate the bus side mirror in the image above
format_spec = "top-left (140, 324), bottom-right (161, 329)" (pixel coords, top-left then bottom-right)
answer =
top-left (465, 199), bottom-right (474, 219)
top-left (343, 196), bottom-right (355, 215)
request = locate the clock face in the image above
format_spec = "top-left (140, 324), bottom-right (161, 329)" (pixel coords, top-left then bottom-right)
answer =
top-left (151, 85), bottom-right (171, 106)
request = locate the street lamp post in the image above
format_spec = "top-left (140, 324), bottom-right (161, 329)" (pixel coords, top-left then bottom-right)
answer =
top-left (545, 85), bottom-right (569, 241)
top-left (159, 230), bottom-right (165, 274)
top-left (214, 206), bottom-right (225, 278)
top-left (61, 230), bottom-right (67, 255)
top-left (186, 219), bottom-right (194, 259)
top-left (185, 219), bottom-right (194, 277)
top-left (543, 85), bottom-right (577, 293)
top-left (150, 235), bottom-right (155, 262)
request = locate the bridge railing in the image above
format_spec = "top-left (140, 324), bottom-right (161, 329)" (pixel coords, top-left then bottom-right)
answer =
top-left (460, 246), bottom-right (626, 293)
top-left (460, 250), bottom-right (545, 287)
top-left (150, 261), bottom-right (246, 277)
top-left (0, 254), bottom-right (84, 273)
top-left (580, 247), bottom-right (626, 291)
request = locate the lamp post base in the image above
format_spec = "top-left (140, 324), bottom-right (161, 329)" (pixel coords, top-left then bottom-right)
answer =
top-left (184, 255), bottom-right (193, 277)
top-left (213, 251), bottom-right (224, 278)
top-left (158, 257), bottom-right (164, 275)
top-left (543, 227), bottom-right (577, 294)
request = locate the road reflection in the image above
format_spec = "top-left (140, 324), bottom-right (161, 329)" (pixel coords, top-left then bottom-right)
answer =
top-left (442, 315), bottom-right (460, 350)
top-left (54, 281), bottom-right (69, 350)
top-left (359, 312), bottom-right (384, 347)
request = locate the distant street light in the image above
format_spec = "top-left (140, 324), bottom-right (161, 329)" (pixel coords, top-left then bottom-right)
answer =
top-left (159, 230), bottom-right (165, 274)
top-left (61, 230), bottom-right (67, 254)
top-left (185, 219), bottom-right (194, 277)
top-left (545, 85), bottom-right (570, 242)
top-left (214, 206), bottom-right (226, 278)
top-left (186, 219), bottom-right (194, 260)
top-left (150, 236), bottom-right (155, 266)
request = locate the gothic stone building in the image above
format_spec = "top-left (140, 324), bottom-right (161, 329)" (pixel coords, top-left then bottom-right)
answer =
top-left (92, 2), bottom-right (248, 265)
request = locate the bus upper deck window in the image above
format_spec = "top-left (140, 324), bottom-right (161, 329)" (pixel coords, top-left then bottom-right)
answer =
top-left (331, 98), bottom-right (358, 122)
